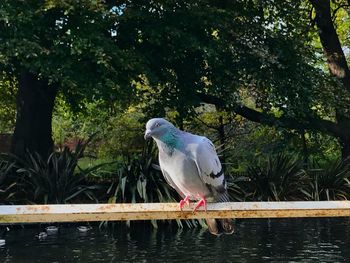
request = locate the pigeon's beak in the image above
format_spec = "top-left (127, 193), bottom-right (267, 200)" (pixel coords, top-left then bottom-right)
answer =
top-left (144, 130), bottom-right (152, 140)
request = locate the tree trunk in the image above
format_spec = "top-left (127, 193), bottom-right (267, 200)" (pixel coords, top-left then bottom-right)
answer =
top-left (301, 131), bottom-right (308, 167)
top-left (11, 71), bottom-right (57, 159)
top-left (339, 136), bottom-right (350, 158)
top-left (310, 0), bottom-right (350, 157)
top-left (310, 0), bottom-right (350, 93)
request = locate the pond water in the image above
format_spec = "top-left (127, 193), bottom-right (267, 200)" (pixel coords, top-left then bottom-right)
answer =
top-left (1, 218), bottom-right (350, 262)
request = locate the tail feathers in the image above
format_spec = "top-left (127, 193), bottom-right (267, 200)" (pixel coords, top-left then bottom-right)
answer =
top-left (205, 190), bottom-right (234, 236)
top-left (217, 191), bottom-right (230, 202)
top-left (205, 218), bottom-right (234, 236)
top-left (206, 219), bottom-right (219, 235)
top-left (219, 218), bottom-right (234, 234)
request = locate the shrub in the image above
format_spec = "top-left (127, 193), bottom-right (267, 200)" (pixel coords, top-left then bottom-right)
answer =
top-left (245, 153), bottom-right (307, 201)
top-left (303, 157), bottom-right (350, 201)
top-left (0, 155), bottom-right (17, 204)
top-left (14, 140), bottom-right (102, 204)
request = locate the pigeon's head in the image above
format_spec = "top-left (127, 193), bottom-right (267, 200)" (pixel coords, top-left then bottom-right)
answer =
top-left (144, 118), bottom-right (175, 140)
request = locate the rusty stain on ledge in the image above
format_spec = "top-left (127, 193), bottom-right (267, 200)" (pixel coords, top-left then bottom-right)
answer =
top-left (1, 201), bottom-right (350, 224)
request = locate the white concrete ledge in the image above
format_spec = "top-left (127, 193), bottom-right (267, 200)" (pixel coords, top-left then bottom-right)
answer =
top-left (1, 201), bottom-right (350, 223)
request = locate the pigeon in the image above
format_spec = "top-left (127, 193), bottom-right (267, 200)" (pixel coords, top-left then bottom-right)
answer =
top-left (37, 232), bottom-right (48, 240)
top-left (45, 226), bottom-right (59, 235)
top-left (144, 118), bottom-right (234, 235)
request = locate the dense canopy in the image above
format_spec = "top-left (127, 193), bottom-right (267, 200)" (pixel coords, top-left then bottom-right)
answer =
top-left (0, 0), bottom-right (350, 158)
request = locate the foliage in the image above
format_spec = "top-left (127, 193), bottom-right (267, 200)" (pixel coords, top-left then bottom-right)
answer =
top-left (0, 155), bottom-right (17, 203)
top-left (96, 108), bottom-right (145, 158)
top-left (0, 0), bottom-right (140, 102)
top-left (125, 0), bottom-right (334, 133)
top-left (52, 97), bottom-right (146, 159)
top-left (0, 0), bottom-right (143, 157)
top-left (245, 153), bottom-right (308, 201)
top-left (1, 0), bottom-right (350, 160)
top-left (303, 157), bottom-right (350, 201)
top-left (226, 174), bottom-right (248, 202)
top-left (1, 0), bottom-right (328, 132)
top-left (2, 0), bottom-right (350, 217)
top-left (14, 140), bottom-right (102, 204)
top-left (0, 74), bottom-right (16, 133)
top-left (52, 95), bottom-right (78, 148)
top-left (187, 111), bottom-right (341, 173)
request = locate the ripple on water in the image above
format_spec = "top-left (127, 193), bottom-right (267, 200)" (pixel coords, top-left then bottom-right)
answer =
top-left (2, 218), bottom-right (350, 262)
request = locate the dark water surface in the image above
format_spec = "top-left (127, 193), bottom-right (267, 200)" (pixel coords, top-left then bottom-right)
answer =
top-left (1, 218), bottom-right (350, 262)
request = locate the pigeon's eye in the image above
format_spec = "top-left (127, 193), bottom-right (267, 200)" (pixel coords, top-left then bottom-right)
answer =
top-left (155, 122), bottom-right (160, 127)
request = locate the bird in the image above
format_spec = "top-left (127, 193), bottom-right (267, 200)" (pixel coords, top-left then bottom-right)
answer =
top-left (144, 118), bottom-right (234, 235)
top-left (45, 226), bottom-right (59, 235)
top-left (37, 232), bottom-right (48, 239)
top-left (77, 226), bottom-right (92, 233)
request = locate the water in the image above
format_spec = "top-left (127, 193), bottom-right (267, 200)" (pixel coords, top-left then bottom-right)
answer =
top-left (1, 218), bottom-right (350, 262)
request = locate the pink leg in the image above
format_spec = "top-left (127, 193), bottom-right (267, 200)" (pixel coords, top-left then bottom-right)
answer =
top-left (179, 195), bottom-right (190, 210)
top-left (193, 197), bottom-right (207, 211)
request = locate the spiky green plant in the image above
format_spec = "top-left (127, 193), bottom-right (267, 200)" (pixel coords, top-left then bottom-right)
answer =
top-left (14, 140), bottom-right (102, 204)
top-left (0, 155), bottom-right (17, 203)
top-left (226, 174), bottom-right (247, 201)
top-left (245, 153), bottom-right (307, 201)
top-left (303, 157), bottom-right (350, 201)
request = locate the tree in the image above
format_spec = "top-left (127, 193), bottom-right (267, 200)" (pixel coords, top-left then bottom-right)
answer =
top-left (2, 0), bottom-right (350, 159)
top-left (309, 0), bottom-right (350, 156)
top-left (0, 0), bottom-right (140, 158)
top-left (129, 0), bottom-right (350, 157)
top-left (226, 0), bottom-right (350, 157)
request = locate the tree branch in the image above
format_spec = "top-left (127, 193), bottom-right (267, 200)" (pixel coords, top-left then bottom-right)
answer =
top-left (331, 4), bottom-right (350, 21)
top-left (196, 92), bottom-right (345, 138)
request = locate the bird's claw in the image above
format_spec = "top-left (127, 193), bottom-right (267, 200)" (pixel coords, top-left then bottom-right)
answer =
top-left (193, 198), bottom-right (207, 211)
top-left (179, 196), bottom-right (190, 210)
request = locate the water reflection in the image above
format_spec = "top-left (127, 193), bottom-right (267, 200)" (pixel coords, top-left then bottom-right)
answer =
top-left (1, 218), bottom-right (350, 262)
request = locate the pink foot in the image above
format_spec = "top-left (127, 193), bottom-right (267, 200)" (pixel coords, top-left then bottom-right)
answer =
top-left (194, 197), bottom-right (207, 211)
top-left (179, 195), bottom-right (190, 210)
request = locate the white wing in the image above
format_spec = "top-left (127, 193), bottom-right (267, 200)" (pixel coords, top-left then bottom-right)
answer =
top-left (190, 136), bottom-right (227, 196)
